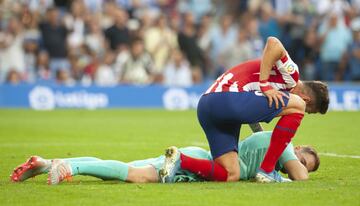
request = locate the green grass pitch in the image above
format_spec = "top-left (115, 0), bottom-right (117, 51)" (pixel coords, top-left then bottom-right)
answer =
top-left (0, 109), bottom-right (359, 206)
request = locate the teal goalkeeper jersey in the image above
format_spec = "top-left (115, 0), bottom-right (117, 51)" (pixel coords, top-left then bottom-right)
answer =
top-left (238, 131), bottom-right (298, 180)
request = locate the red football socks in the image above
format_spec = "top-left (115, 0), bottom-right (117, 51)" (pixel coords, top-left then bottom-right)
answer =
top-left (260, 113), bottom-right (304, 173)
top-left (180, 153), bottom-right (228, 181)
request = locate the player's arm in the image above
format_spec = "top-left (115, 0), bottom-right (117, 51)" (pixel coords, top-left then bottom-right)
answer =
top-left (260, 37), bottom-right (287, 81)
top-left (259, 37), bottom-right (289, 109)
top-left (283, 160), bottom-right (309, 181)
top-left (249, 123), bottom-right (264, 133)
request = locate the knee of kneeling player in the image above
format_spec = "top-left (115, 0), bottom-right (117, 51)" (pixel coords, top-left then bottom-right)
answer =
top-left (226, 169), bottom-right (240, 182)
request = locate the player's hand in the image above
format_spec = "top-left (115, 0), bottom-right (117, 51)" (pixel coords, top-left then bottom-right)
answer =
top-left (263, 89), bottom-right (289, 109)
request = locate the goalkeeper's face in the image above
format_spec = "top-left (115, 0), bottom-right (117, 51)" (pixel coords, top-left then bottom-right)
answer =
top-left (294, 146), bottom-right (317, 172)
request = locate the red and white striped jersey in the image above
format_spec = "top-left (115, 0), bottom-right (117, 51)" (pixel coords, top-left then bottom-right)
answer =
top-left (205, 55), bottom-right (299, 94)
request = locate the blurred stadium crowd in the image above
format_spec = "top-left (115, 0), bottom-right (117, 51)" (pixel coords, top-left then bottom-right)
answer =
top-left (1, 0), bottom-right (360, 87)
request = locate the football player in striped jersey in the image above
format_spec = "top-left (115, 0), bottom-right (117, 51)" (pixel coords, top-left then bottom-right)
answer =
top-left (160, 36), bottom-right (329, 183)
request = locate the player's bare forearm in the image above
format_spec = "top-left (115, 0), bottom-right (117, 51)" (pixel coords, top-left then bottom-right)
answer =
top-left (259, 37), bottom-right (287, 81)
top-left (283, 160), bottom-right (309, 181)
top-left (249, 123), bottom-right (264, 133)
top-left (259, 37), bottom-right (291, 109)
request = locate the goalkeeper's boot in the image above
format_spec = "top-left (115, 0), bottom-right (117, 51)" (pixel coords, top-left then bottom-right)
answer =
top-left (159, 146), bottom-right (181, 183)
top-left (48, 159), bottom-right (72, 185)
top-left (255, 168), bottom-right (292, 183)
top-left (11, 156), bottom-right (50, 182)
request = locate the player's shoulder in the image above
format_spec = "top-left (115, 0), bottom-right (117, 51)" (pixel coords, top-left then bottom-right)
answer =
top-left (275, 54), bottom-right (299, 75)
top-left (279, 142), bottom-right (298, 163)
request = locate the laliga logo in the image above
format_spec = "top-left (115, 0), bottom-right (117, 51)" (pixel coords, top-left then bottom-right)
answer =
top-left (285, 63), bottom-right (296, 74)
top-left (163, 88), bottom-right (201, 110)
top-left (29, 86), bottom-right (56, 110)
top-left (28, 86), bottom-right (109, 110)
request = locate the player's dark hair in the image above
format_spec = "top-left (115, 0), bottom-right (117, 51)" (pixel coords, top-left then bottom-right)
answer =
top-left (301, 145), bottom-right (320, 172)
top-left (303, 81), bottom-right (329, 114)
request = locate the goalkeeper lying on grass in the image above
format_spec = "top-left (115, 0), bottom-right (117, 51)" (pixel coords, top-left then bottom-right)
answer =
top-left (11, 129), bottom-right (319, 185)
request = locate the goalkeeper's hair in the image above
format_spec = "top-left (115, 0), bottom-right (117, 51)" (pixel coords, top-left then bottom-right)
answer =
top-left (303, 81), bottom-right (329, 114)
top-left (301, 145), bottom-right (320, 172)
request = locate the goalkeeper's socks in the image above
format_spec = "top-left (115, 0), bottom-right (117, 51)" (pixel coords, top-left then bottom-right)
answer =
top-left (41, 157), bottom-right (103, 174)
top-left (63, 157), bottom-right (102, 163)
top-left (180, 153), bottom-right (228, 181)
top-left (260, 113), bottom-right (304, 173)
top-left (70, 160), bottom-right (129, 181)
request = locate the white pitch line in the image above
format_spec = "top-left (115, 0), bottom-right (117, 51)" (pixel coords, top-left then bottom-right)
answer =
top-left (318, 152), bottom-right (360, 159)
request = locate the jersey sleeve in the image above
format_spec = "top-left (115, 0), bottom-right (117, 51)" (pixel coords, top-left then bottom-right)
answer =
top-left (275, 54), bottom-right (299, 89)
top-left (276, 142), bottom-right (298, 170)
